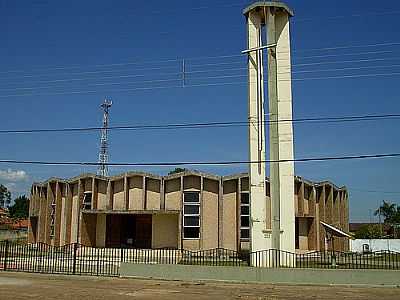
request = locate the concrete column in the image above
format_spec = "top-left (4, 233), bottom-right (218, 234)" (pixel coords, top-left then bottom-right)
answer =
top-left (318, 186), bottom-right (326, 251)
top-left (96, 214), bottom-right (106, 247)
top-left (218, 179), bottom-right (224, 248)
top-left (200, 176), bottom-right (204, 249)
top-left (28, 188), bottom-right (33, 217)
top-left (334, 189), bottom-right (340, 226)
top-left (341, 191), bottom-right (349, 251)
top-left (326, 185), bottom-right (334, 225)
top-left (308, 187), bottom-right (317, 250)
top-left (71, 181), bottom-right (81, 243)
top-left (179, 176), bottom-right (184, 249)
top-left (55, 182), bottom-right (62, 246)
top-left (36, 187), bottom-right (41, 242)
top-left (77, 179), bottom-right (84, 244)
top-left (298, 182), bottom-right (304, 216)
top-left (142, 176), bottom-right (147, 210)
top-left (65, 183), bottom-right (73, 244)
top-left (38, 187), bottom-right (46, 243)
top-left (237, 178), bottom-right (241, 251)
top-left (124, 175), bottom-right (129, 210)
top-left (244, 2), bottom-right (295, 259)
top-left (92, 177), bottom-right (98, 210)
top-left (160, 178), bottom-right (165, 210)
top-left (59, 184), bottom-right (67, 246)
top-left (107, 180), bottom-right (113, 210)
top-left (246, 8), bottom-right (268, 254)
top-left (269, 6), bottom-right (295, 254)
top-left (46, 183), bottom-right (54, 245)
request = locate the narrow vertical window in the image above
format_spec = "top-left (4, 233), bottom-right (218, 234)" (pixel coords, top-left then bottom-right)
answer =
top-left (83, 192), bottom-right (92, 210)
top-left (183, 192), bottom-right (200, 239)
top-left (240, 192), bottom-right (250, 240)
top-left (50, 197), bottom-right (56, 238)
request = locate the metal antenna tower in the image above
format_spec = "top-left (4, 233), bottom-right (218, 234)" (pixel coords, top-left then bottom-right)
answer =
top-left (97, 99), bottom-right (112, 177)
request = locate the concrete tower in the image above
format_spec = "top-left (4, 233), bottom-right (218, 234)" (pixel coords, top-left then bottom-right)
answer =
top-left (243, 1), bottom-right (295, 259)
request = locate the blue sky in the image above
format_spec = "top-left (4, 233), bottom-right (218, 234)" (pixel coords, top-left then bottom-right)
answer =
top-left (0, 0), bottom-right (400, 222)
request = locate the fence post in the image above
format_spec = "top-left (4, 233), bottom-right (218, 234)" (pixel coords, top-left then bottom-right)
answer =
top-left (72, 243), bottom-right (78, 275)
top-left (3, 240), bottom-right (9, 271)
top-left (96, 248), bottom-right (100, 276)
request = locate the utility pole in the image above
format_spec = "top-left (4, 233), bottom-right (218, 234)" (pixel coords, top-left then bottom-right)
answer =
top-left (97, 99), bottom-right (112, 177)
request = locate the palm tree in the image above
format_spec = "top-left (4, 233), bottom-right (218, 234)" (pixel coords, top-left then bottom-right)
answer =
top-left (374, 200), bottom-right (396, 224)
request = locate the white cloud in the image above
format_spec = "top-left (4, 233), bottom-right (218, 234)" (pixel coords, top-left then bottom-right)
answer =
top-left (0, 169), bottom-right (28, 182)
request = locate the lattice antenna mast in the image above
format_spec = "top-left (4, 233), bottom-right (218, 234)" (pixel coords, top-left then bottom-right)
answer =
top-left (97, 99), bottom-right (112, 177)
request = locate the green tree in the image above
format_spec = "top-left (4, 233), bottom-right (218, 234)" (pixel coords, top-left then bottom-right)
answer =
top-left (391, 207), bottom-right (400, 224)
top-left (375, 200), bottom-right (398, 223)
top-left (8, 195), bottom-right (29, 219)
top-left (354, 224), bottom-right (381, 239)
top-left (375, 200), bottom-right (399, 224)
top-left (168, 168), bottom-right (188, 175)
top-left (0, 184), bottom-right (11, 208)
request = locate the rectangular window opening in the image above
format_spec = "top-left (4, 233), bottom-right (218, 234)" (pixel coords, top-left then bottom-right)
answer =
top-left (183, 191), bottom-right (200, 239)
top-left (50, 198), bottom-right (56, 238)
top-left (240, 192), bottom-right (250, 241)
top-left (83, 192), bottom-right (92, 210)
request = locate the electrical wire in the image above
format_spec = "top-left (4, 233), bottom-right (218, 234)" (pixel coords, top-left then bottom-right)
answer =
top-left (2, 69), bottom-right (400, 98)
top-left (3, 61), bottom-right (400, 92)
top-left (350, 188), bottom-right (400, 195)
top-left (292, 72), bottom-right (400, 81)
top-left (293, 57), bottom-right (400, 67)
top-left (295, 10), bottom-right (400, 22)
top-left (1, 113), bottom-right (400, 134)
top-left (1, 41), bottom-right (400, 78)
top-left (0, 153), bottom-right (399, 166)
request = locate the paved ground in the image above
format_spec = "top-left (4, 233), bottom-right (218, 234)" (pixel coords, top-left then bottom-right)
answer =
top-left (0, 272), bottom-right (399, 300)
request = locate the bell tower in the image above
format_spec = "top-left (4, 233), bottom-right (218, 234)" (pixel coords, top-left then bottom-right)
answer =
top-left (243, 1), bottom-right (295, 262)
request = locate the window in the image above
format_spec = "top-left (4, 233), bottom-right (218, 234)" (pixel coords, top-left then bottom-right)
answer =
top-left (240, 192), bottom-right (250, 240)
top-left (50, 198), bottom-right (56, 238)
top-left (183, 192), bottom-right (200, 239)
top-left (83, 192), bottom-right (92, 210)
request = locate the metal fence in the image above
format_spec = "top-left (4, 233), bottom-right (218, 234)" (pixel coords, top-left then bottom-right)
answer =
top-left (249, 249), bottom-right (400, 269)
top-left (1, 241), bottom-right (399, 277)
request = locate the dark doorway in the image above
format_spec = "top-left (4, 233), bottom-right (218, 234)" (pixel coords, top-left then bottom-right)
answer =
top-left (105, 214), bottom-right (152, 248)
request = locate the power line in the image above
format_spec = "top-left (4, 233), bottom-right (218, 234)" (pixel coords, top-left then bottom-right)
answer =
top-left (292, 42), bottom-right (400, 53)
top-left (295, 10), bottom-right (400, 22)
top-left (0, 153), bottom-right (399, 167)
top-left (2, 70), bottom-right (400, 98)
top-left (0, 65), bottom-right (182, 81)
top-left (1, 113), bottom-right (400, 134)
top-left (1, 41), bottom-right (400, 78)
top-left (288, 50), bottom-right (398, 61)
top-left (292, 71), bottom-right (400, 81)
top-left (0, 71), bottom-right (184, 86)
top-left (2, 51), bottom-right (399, 90)
top-left (351, 188), bottom-right (400, 195)
top-left (2, 60), bottom-right (400, 92)
top-left (288, 64), bottom-right (400, 75)
top-left (0, 74), bottom-right (249, 93)
top-left (292, 57), bottom-right (400, 68)
top-left (0, 81), bottom-right (247, 98)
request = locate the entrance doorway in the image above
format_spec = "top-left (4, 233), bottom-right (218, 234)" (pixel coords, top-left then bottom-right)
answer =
top-left (105, 214), bottom-right (152, 248)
